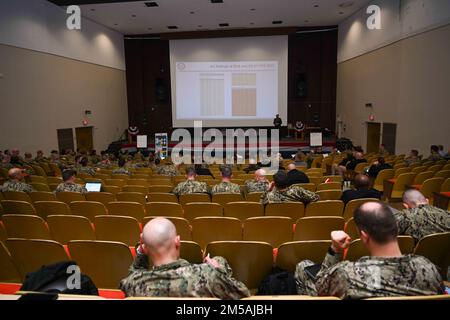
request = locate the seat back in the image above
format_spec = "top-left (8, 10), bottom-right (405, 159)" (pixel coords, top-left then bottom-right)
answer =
top-left (316, 190), bottom-right (343, 200)
top-left (116, 192), bottom-right (146, 205)
top-left (105, 179), bottom-right (127, 188)
top-left (212, 193), bottom-right (244, 206)
top-left (391, 173), bottom-right (416, 199)
top-left (179, 241), bottom-right (203, 264)
top-left (145, 202), bottom-right (184, 218)
top-left (183, 202), bottom-right (223, 221)
top-left (414, 232), bottom-right (450, 275)
top-left (107, 202), bottom-right (146, 220)
top-left (373, 169), bottom-right (395, 192)
top-left (122, 185), bottom-right (148, 194)
top-left (413, 171), bottom-right (434, 185)
top-left (142, 217), bottom-right (192, 241)
top-left (85, 192), bottom-right (116, 207)
top-left (69, 201), bottom-right (107, 221)
top-left (394, 167), bottom-right (411, 178)
top-left (3, 214), bottom-right (51, 240)
top-left (2, 191), bottom-right (32, 203)
top-left (316, 182), bottom-right (342, 191)
top-left (47, 215), bottom-right (96, 244)
top-left (148, 185), bottom-right (173, 193)
top-left (420, 178), bottom-right (445, 200)
top-left (206, 241), bottom-right (273, 290)
top-left (434, 170), bottom-right (450, 179)
top-left (102, 185), bottom-right (121, 195)
top-left (243, 217), bottom-right (293, 247)
top-left (343, 198), bottom-right (380, 221)
top-left (304, 200), bottom-right (344, 217)
top-left (264, 202), bottom-right (305, 221)
top-left (7, 239), bottom-right (69, 279)
top-left (223, 202), bottom-right (264, 220)
top-left (0, 241), bottom-right (22, 283)
top-left (30, 191), bottom-right (57, 203)
top-left (245, 192), bottom-right (264, 202)
top-left (191, 217), bottom-right (242, 250)
top-left (94, 216), bottom-right (140, 246)
top-left (56, 192), bottom-right (86, 204)
top-left (0, 200), bottom-right (36, 215)
top-left (294, 216), bottom-right (345, 241)
top-left (68, 240), bottom-right (133, 289)
top-left (34, 201), bottom-right (71, 220)
top-left (147, 192), bottom-right (178, 203)
top-left (179, 193), bottom-right (211, 205)
top-left (344, 218), bottom-right (359, 240)
top-left (276, 241), bottom-right (332, 272)
top-left (441, 178), bottom-right (450, 192)
top-left (29, 183), bottom-right (51, 192)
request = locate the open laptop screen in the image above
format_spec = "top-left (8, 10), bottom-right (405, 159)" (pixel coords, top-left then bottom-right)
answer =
top-left (85, 182), bottom-right (102, 192)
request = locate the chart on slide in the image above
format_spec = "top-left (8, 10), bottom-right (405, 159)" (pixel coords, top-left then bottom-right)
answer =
top-left (175, 61), bottom-right (278, 120)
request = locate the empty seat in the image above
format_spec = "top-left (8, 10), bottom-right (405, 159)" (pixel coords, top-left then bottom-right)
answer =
top-left (29, 183), bottom-right (51, 192)
top-left (107, 202), bottom-right (146, 221)
top-left (223, 202), bottom-right (264, 220)
top-left (147, 192), bottom-right (178, 203)
top-left (211, 193), bottom-right (244, 206)
top-left (126, 179), bottom-right (149, 187)
top-left (29, 191), bottom-right (57, 203)
top-left (102, 185), bottom-right (121, 195)
top-left (145, 202), bottom-right (183, 218)
top-left (122, 185), bottom-right (148, 194)
top-left (317, 182), bottom-right (342, 191)
top-left (34, 201), bottom-right (71, 220)
top-left (56, 192), bottom-right (86, 204)
top-left (413, 171), bottom-right (435, 185)
top-left (104, 179), bottom-right (127, 188)
top-left (343, 198), bottom-right (380, 221)
top-left (0, 241), bottom-right (21, 283)
top-left (7, 239), bottom-right (69, 280)
top-left (191, 217), bottom-right (242, 250)
top-left (179, 241), bottom-right (203, 264)
top-left (413, 232), bottom-right (450, 276)
top-left (2, 214), bottom-right (51, 240)
top-left (305, 200), bottom-right (344, 217)
top-left (294, 217), bottom-right (345, 241)
top-left (85, 192), bottom-right (116, 207)
top-left (419, 178), bottom-right (445, 200)
top-left (346, 236), bottom-right (416, 261)
top-left (46, 177), bottom-right (63, 184)
top-left (245, 192), bottom-right (264, 202)
top-left (29, 175), bottom-right (47, 184)
top-left (183, 202), bottom-right (223, 221)
top-left (292, 183), bottom-right (316, 192)
top-left (47, 215), bottom-right (96, 244)
top-left (344, 218), bottom-right (359, 240)
top-left (179, 193), bottom-right (211, 205)
top-left (206, 241), bottom-right (273, 291)
top-left (69, 201), bottom-right (107, 221)
top-left (373, 169), bottom-right (395, 192)
top-left (0, 200), bottom-right (36, 215)
top-left (243, 217), bottom-right (293, 248)
top-left (116, 192), bottom-right (146, 205)
top-left (0, 221), bottom-right (6, 243)
top-left (390, 173), bottom-right (416, 199)
top-left (148, 185), bottom-right (174, 193)
top-left (68, 240), bottom-right (133, 289)
top-left (2, 191), bottom-right (32, 203)
top-left (276, 241), bottom-right (332, 272)
top-left (316, 190), bottom-right (343, 200)
top-left (264, 202), bottom-right (305, 221)
top-left (142, 217), bottom-right (192, 241)
top-left (94, 215), bottom-right (140, 246)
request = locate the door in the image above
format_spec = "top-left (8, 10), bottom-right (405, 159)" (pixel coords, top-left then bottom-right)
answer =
top-left (382, 123), bottom-right (397, 155)
top-left (57, 128), bottom-right (74, 153)
top-left (366, 122), bottom-right (381, 154)
top-left (75, 126), bottom-right (94, 153)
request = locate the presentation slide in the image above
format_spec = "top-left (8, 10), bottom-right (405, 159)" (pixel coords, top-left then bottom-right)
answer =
top-left (170, 36), bottom-right (288, 127)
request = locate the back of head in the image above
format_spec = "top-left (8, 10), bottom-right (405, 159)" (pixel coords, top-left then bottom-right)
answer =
top-left (142, 218), bottom-right (179, 263)
top-left (355, 152), bottom-right (364, 159)
top-left (287, 163), bottom-right (296, 171)
top-left (185, 166), bottom-right (196, 178)
top-left (431, 145), bottom-right (439, 153)
top-left (118, 158), bottom-right (126, 167)
top-left (220, 165), bottom-right (232, 179)
top-left (411, 149), bottom-right (419, 157)
top-left (62, 169), bottom-right (76, 182)
top-left (354, 174), bottom-right (370, 189)
top-left (8, 168), bottom-right (23, 180)
top-left (377, 157), bottom-right (385, 165)
top-left (273, 170), bottom-right (289, 190)
top-left (354, 202), bottom-right (398, 245)
top-left (402, 189), bottom-right (427, 208)
top-left (80, 157), bottom-right (88, 167)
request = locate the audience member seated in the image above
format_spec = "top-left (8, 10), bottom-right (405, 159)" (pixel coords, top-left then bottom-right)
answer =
top-left (404, 149), bottom-right (421, 166)
top-left (172, 166), bottom-right (209, 196)
top-left (261, 170), bottom-right (319, 205)
top-left (112, 158), bottom-right (130, 175)
top-left (211, 166), bottom-right (241, 195)
top-left (332, 150), bottom-right (367, 179)
top-left (368, 157), bottom-right (393, 179)
top-left (293, 150), bottom-right (307, 167)
top-left (35, 150), bottom-right (45, 162)
top-left (243, 158), bottom-right (259, 174)
top-left (295, 202), bottom-right (444, 299)
top-left (341, 174), bottom-right (381, 204)
top-left (377, 144), bottom-right (390, 157)
top-left (394, 189), bottom-right (450, 242)
top-left (438, 145), bottom-right (448, 159)
top-left (156, 162), bottom-right (180, 177)
top-left (55, 169), bottom-right (87, 194)
top-left (0, 154), bottom-right (13, 170)
top-left (78, 157), bottom-right (97, 176)
top-left (119, 217), bottom-right (250, 298)
top-left (244, 169), bottom-right (270, 193)
top-left (427, 145), bottom-right (443, 162)
top-left (287, 163), bottom-right (310, 186)
top-left (0, 168), bottom-right (35, 193)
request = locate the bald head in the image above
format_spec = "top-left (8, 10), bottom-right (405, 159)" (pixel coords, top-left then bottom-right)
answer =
top-left (142, 218), bottom-right (178, 252)
top-left (255, 169), bottom-right (267, 182)
top-left (403, 189), bottom-right (428, 208)
top-left (287, 163), bottom-right (296, 171)
top-left (8, 168), bottom-right (24, 180)
top-left (354, 174), bottom-right (370, 189)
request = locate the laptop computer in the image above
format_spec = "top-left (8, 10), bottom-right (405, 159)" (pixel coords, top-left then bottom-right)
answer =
top-left (85, 182), bottom-right (102, 192)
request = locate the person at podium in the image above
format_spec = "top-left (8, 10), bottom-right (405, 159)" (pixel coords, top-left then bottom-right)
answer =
top-left (273, 114), bottom-right (282, 129)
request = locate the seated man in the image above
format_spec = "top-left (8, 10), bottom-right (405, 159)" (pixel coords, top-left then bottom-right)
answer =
top-left (1, 168), bottom-right (35, 193)
top-left (245, 169), bottom-right (270, 193)
top-left (54, 169), bottom-right (87, 194)
top-left (295, 202), bottom-right (444, 299)
top-left (261, 171), bottom-right (319, 205)
top-left (120, 218), bottom-right (250, 298)
top-left (404, 149), bottom-right (421, 166)
top-left (112, 158), bottom-right (130, 175)
top-left (78, 157), bottom-right (97, 176)
top-left (172, 166), bottom-right (209, 196)
top-left (286, 163), bottom-right (310, 186)
top-left (341, 174), bottom-right (381, 204)
top-left (211, 166), bottom-right (241, 195)
top-left (332, 151), bottom-right (367, 179)
top-left (156, 162), bottom-right (180, 177)
top-left (394, 189), bottom-right (450, 242)
top-left (367, 157), bottom-right (393, 179)
top-left (427, 145), bottom-right (443, 162)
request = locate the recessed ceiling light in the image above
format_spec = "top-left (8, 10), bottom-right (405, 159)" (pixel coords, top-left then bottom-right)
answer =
top-left (272, 20), bottom-right (283, 24)
top-left (314, 4), bottom-right (319, 7)
top-left (250, 22), bottom-right (255, 25)
top-left (198, 25), bottom-right (203, 27)
top-left (190, 11), bottom-right (195, 14)
top-left (339, 1), bottom-right (354, 8)
top-left (167, 25), bottom-right (178, 29)
top-left (219, 23), bottom-right (229, 27)
top-left (210, 0), bottom-right (224, 3)
top-left (114, 23), bottom-right (118, 26)
top-left (144, 2), bottom-right (158, 7)
top-left (339, 11), bottom-right (344, 14)
top-left (131, 14), bottom-right (136, 17)
top-left (250, 8), bottom-right (256, 11)
top-left (90, 8), bottom-right (95, 11)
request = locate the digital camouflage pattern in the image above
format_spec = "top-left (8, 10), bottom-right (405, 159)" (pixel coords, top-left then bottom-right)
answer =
top-left (112, 167), bottom-right (130, 175)
top-left (54, 182), bottom-right (88, 194)
top-left (156, 164), bottom-right (180, 177)
top-left (394, 204), bottom-right (450, 242)
top-left (211, 181), bottom-right (241, 195)
top-left (119, 254), bottom-right (250, 299)
top-left (245, 179), bottom-right (269, 193)
top-left (295, 251), bottom-right (444, 299)
top-left (261, 185), bottom-right (319, 205)
top-left (172, 180), bottom-right (209, 196)
top-left (1, 180), bottom-right (35, 193)
top-left (78, 166), bottom-right (97, 176)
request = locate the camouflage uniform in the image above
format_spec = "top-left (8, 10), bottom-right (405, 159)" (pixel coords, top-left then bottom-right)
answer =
top-left (211, 181), bottom-right (241, 195)
top-left (1, 180), bottom-right (35, 193)
top-left (112, 167), bottom-right (130, 175)
top-left (54, 182), bottom-right (88, 195)
top-left (172, 180), bottom-right (209, 196)
top-left (245, 180), bottom-right (269, 193)
top-left (295, 251), bottom-right (444, 299)
top-left (427, 153), bottom-right (443, 162)
top-left (394, 205), bottom-right (450, 242)
top-left (156, 164), bottom-right (180, 177)
top-left (119, 254), bottom-right (250, 299)
top-left (261, 185), bottom-right (319, 205)
top-left (78, 166), bottom-right (96, 176)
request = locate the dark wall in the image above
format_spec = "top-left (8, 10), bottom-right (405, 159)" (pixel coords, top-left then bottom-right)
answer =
top-left (125, 30), bottom-right (337, 136)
